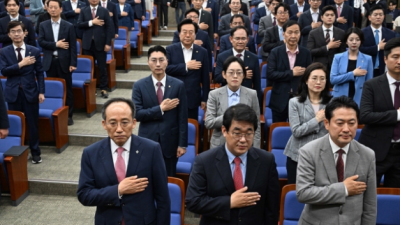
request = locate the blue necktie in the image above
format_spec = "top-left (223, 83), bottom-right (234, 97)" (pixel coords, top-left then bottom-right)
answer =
top-left (279, 28), bottom-right (283, 41)
top-left (375, 30), bottom-right (380, 69)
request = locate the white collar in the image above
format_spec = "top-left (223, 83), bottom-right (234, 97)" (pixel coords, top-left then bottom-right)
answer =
top-left (10, 15), bottom-right (19, 21)
top-left (151, 74), bottom-right (167, 88)
top-left (387, 72), bottom-right (400, 84)
top-left (181, 43), bottom-right (194, 50)
top-left (110, 136), bottom-right (132, 153)
top-left (51, 17), bottom-right (61, 24)
top-left (232, 48), bottom-right (245, 57)
top-left (329, 135), bottom-right (350, 155)
top-left (13, 43), bottom-right (26, 51)
top-left (322, 24), bottom-right (333, 31)
top-left (370, 25), bottom-right (382, 33)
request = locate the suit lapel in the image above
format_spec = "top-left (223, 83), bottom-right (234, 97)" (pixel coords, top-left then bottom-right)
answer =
top-left (280, 46), bottom-right (290, 69)
top-left (243, 50), bottom-right (251, 64)
top-left (144, 75), bottom-right (160, 106)
top-left (99, 138), bottom-right (119, 183)
top-left (320, 136), bottom-right (338, 183)
top-left (244, 148), bottom-right (260, 188)
top-left (191, 45), bottom-right (199, 60)
top-left (215, 146), bottom-right (236, 193)
top-left (239, 87), bottom-right (249, 104)
top-left (303, 97), bottom-right (315, 117)
top-left (378, 74), bottom-right (394, 109)
top-left (344, 141), bottom-right (360, 179)
top-left (164, 76), bottom-right (171, 100)
top-left (219, 86), bottom-right (229, 111)
top-left (126, 135), bottom-right (144, 176)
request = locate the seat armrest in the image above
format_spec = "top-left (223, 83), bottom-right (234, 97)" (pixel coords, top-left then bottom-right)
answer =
top-left (84, 79), bottom-right (91, 84)
top-left (4, 146), bottom-right (29, 157)
top-left (260, 115), bottom-right (265, 124)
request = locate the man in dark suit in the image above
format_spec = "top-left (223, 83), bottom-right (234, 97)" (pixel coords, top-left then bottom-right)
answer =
top-left (166, 19), bottom-right (210, 120)
top-left (298, 0), bottom-right (322, 47)
top-left (193, 0), bottom-right (215, 49)
top-left (257, 0), bottom-right (280, 52)
top-left (62, 0), bottom-right (86, 39)
top-left (77, 98), bottom-right (171, 224)
top-left (220, 0), bottom-right (248, 16)
top-left (94, 0), bottom-right (119, 38)
top-left (215, 26), bottom-right (262, 109)
top-left (126, 0), bottom-right (146, 20)
top-left (0, 21), bottom-right (45, 164)
top-left (252, 0), bottom-right (269, 24)
top-left (186, 103), bottom-right (280, 225)
top-left (289, 0), bottom-right (310, 21)
top-left (38, 0), bottom-right (77, 125)
top-left (262, 3), bottom-right (289, 56)
top-left (359, 38), bottom-right (400, 188)
top-left (307, 5), bottom-right (346, 84)
top-left (35, 0), bottom-right (68, 35)
top-left (204, 0), bottom-right (219, 39)
top-left (363, 0), bottom-right (387, 27)
top-left (218, 0), bottom-right (251, 37)
top-left (0, 0), bottom-right (35, 47)
top-left (219, 14), bottom-right (256, 54)
top-left (153, 0), bottom-right (168, 29)
top-left (172, 8), bottom-right (213, 73)
top-left (360, 4), bottom-right (395, 77)
top-left (267, 20), bottom-right (312, 122)
top-left (132, 45), bottom-right (188, 177)
top-left (386, 0), bottom-right (399, 30)
top-left (333, 0), bottom-right (353, 31)
top-left (78, 0), bottom-right (113, 98)
top-left (0, 0), bottom-right (25, 18)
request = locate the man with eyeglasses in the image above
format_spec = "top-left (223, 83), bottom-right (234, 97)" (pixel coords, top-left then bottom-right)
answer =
top-left (77, 97), bottom-right (171, 224)
top-left (215, 26), bottom-right (262, 110)
top-left (298, 0), bottom-right (322, 47)
top-left (257, 0), bottom-right (280, 47)
top-left (333, 0), bottom-right (354, 32)
top-left (360, 4), bottom-right (395, 77)
top-left (0, 0), bottom-right (35, 47)
top-left (192, 0), bottom-right (215, 48)
top-left (262, 3), bottom-right (289, 57)
top-left (253, 0), bottom-right (271, 25)
top-left (289, 0), bottom-right (310, 21)
top-left (0, 21), bottom-right (45, 164)
top-left (308, 5), bottom-right (346, 84)
top-left (220, 14), bottom-right (256, 54)
top-left (186, 103), bottom-right (280, 225)
top-left (267, 20), bottom-right (312, 122)
top-left (166, 19), bottom-right (210, 120)
top-left (132, 45), bottom-right (188, 177)
top-left (218, 0), bottom-right (251, 36)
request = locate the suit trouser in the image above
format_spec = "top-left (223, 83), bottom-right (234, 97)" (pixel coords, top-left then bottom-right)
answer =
top-left (272, 105), bottom-right (289, 123)
top-left (8, 88), bottom-right (41, 156)
top-left (46, 56), bottom-right (74, 118)
top-left (286, 157), bottom-right (298, 184)
top-left (163, 155), bottom-right (179, 177)
top-left (376, 144), bottom-right (400, 188)
top-left (188, 107), bottom-right (198, 120)
top-left (354, 8), bottom-right (361, 28)
top-left (158, 3), bottom-right (168, 26)
top-left (83, 40), bottom-right (108, 90)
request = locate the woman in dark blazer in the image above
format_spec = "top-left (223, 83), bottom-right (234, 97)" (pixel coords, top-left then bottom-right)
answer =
top-left (330, 27), bottom-right (373, 107)
top-left (116, 0), bottom-right (135, 31)
top-left (284, 62), bottom-right (332, 184)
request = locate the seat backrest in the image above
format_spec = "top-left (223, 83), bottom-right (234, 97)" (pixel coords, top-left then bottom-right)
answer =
top-left (168, 177), bottom-right (185, 225)
top-left (283, 191), bottom-right (305, 224)
top-left (178, 120), bottom-right (198, 165)
top-left (376, 194), bottom-right (400, 225)
top-left (76, 39), bottom-right (81, 55)
top-left (258, 46), bottom-right (262, 59)
top-left (116, 27), bottom-right (128, 42)
top-left (40, 78), bottom-right (65, 111)
top-left (0, 112), bottom-right (25, 154)
top-left (261, 63), bottom-right (267, 79)
top-left (270, 126), bottom-right (291, 167)
top-left (354, 128), bottom-right (362, 141)
top-left (72, 56), bottom-right (93, 82)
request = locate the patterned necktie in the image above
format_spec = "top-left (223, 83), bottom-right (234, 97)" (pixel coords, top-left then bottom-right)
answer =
top-left (236, 53), bottom-right (242, 58)
top-left (92, 7), bottom-right (96, 19)
top-left (273, 17), bottom-right (276, 26)
top-left (156, 82), bottom-right (163, 104)
top-left (325, 29), bottom-right (330, 43)
top-left (393, 82), bottom-right (400, 140)
top-left (374, 30), bottom-right (380, 69)
top-left (337, 6), bottom-right (341, 17)
top-left (336, 149), bottom-right (345, 182)
top-left (115, 147), bottom-right (126, 183)
top-left (16, 47), bottom-right (22, 62)
top-left (233, 157), bottom-right (243, 190)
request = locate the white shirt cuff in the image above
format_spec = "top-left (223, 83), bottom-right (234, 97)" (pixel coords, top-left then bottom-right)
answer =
top-left (397, 110), bottom-right (400, 121)
top-left (89, 20), bottom-right (93, 27)
top-left (118, 190), bottom-right (123, 199)
top-left (160, 106), bottom-right (164, 115)
top-left (344, 183), bottom-right (348, 196)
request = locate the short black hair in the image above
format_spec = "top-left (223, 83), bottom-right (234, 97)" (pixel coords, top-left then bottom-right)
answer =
top-left (5, 0), bottom-right (19, 6)
top-left (274, 3), bottom-right (289, 15)
top-left (282, 20), bottom-right (299, 32)
top-left (7, 21), bottom-right (25, 33)
top-left (271, 0), bottom-right (282, 4)
top-left (147, 45), bottom-right (167, 59)
top-left (184, 8), bottom-right (199, 17)
top-left (230, 14), bottom-right (244, 24)
top-left (229, 0), bottom-right (242, 4)
top-left (178, 19), bottom-right (198, 34)
top-left (297, 62), bottom-right (332, 104)
top-left (222, 104), bottom-right (258, 131)
top-left (102, 98), bottom-right (136, 120)
top-left (321, 5), bottom-right (337, 16)
top-left (369, 4), bottom-right (384, 15)
top-left (344, 27), bottom-right (364, 45)
top-left (47, 0), bottom-right (62, 7)
top-left (389, 0), bottom-right (396, 5)
top-left (222, 56), bottom-right (247, 75)
top-left (230, 25), bottom-right (248, 37)
top-left (325, 96), bottom-right (359, 122)
top-left (384, 37), bottom-right (400, 57)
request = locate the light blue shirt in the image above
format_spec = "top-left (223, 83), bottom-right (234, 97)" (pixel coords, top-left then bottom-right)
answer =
top-left (52, 18), bottom-right (61, 56)
top-left (227, 87), bottom-right (241, 107)
top-left (225, 144), bottom-right (247, 184)
top-left (277, 24), bottom-right (283, 41)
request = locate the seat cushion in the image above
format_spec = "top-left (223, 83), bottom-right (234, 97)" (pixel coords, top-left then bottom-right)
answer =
top-left (176, 162), bottom-right (191, 174)
top-left (277, 167), bottom-right (287, 178)
top-left (170, 213), bottom-right (181, 225)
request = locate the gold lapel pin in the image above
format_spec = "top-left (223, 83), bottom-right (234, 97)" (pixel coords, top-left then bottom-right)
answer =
top-left (136, 150), bottom-right (139, 154)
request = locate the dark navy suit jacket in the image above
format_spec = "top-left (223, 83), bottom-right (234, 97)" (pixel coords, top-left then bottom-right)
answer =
top-left (298, 9), bottom-right (322, 47)
top-left (101, 0), bottom-right (119, 35)
top-left (77, 135), bottom-right (170, 225)
top-left (166, 43), bottom-right (210, 109)
top-left (360, 26), bottom-right (395, 75)
top-left (333, 3), bottom-right (353, 32)
top-left (253, 6), bottom-right (266, 25)
top-left (289, 2), bottom-right (310, 21)
top-left (0, 44), bottom-right (45, 103)
top-left (0, 15), bottom-right (35, 47)
top-left (62, 0), bottom-right (86, 38)
top-left (126, 0), bottom-right (146, 18)
top-left (0, 2), bottom-right (25, 18)
top-left (132, 75), bottom-right (188, 158)
top-left (172, 29), bottom-right (213, 72)
top-left (205, 0), bottom-right (219, 34)
top-left (116, 3), bottom-right (135, 31)
top-left (38, 19), bottom-right (77, 73)
top-left (219, 33), bottom-right (256, 54)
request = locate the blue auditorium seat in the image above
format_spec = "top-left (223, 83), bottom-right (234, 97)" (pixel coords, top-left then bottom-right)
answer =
top-left (76, 39), bottom-right (82, 55)
top-left (130, 20), bottom-right (143, 57)
top-left (260, 62), bottom-right (267, 91)
top-left (377, 194), bottom-right (400, 225)
top-left (114, 27), bottom-right (131, 72)
top-left (262, 87), bottom-right (273, 134)
top-left (168, 177), bottom-right (185, 225)
top-left (176, 119), bottom-right (198, 175)
top-left (141, 11), bottom-right (152, 44)
top-left (269, 123), bottom-right (291, 179)
top-left (279, 184), bottom-right (305, 225)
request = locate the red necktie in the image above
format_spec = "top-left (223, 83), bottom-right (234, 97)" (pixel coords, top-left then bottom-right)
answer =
top-left (233, 157), bottom-right (243, 190)
top-left (16, 47), bottom-right (22, 62)
top-left (115, 147), bottom-right (126, 183)
top-left (325, 29), bottom-right (330, 43)
top-left (273, 17), bottom-right (276, 26)
top-left (236, 53), bottom-right (242, 58)
top-left (156, 82), bottom-right (163, 104)
top-left (393, 82), bottom-right (400, 140)
top-left (336, 149), bottom-right (345, 182)
top-left (92, 7), bottom-right (96, 19)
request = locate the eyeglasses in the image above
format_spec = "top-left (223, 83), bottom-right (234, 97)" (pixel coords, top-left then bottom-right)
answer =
top-left (231, 22), bottom-right (244, 26)
top-left (186, 16), bottom-right (199, 19)
top-left (285, 31), bottom-right (300, 36)
top-left (277, 11), bottom-right (289, 15)
top-left (226, 71), bottom-right (244, 77)
top-left (149, 57), bottom-right (166, 64)
top-left (181, 30), bottom-right (195, 35)
top-left (310, 0), bottom-right (321, 2)
top-left (106, 121), bottom-right (132, 128)
top-left (232, 37), bottom-right (247, 42)
top-left (231, 132), bottom-right (255, 141)
top-left (10, 30), bottom-right (23, 35)
top-left (371, 13), bottom-right (384, 17)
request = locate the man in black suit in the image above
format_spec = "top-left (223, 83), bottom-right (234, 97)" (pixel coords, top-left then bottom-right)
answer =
top-left (193, 0), bottom-right (215, 49)
top-left (78, 0), bottom-right (113, 98)
top-left (62, 0), bottom-right (86, 38)
top-left (298, 0), bottom-right (322, 47)
top-left (262, 3), bottom-right (289, 56)
top-left (289, 0), bottom-right (310, 21)
top-left (35, 0), bottom-right (67, 35)
top-left (186, 103), bottom-right (280, 225)
top-left (359, 38), bottom-right (400, 188)
top-left (0, 0), bottom-right (35, 47)
top-left (220, 0), bottom-right (248, 16)
top-left (218, 0), bottom-right (251, 37)
top-left (307, 5), bottom-right (345, 84)
top-left (363, 0), bottom-right (387, 27)
top-left (0, 0), bottom-right (25, 18)
top-left (126, 0), bottom-right (146, 21)
top-left (38, 0), bottom-right (77, 125)
top-left (99, 0), bottom-right (118, 38)
top-left (267, 20), bottom-right (312, 122)
top-left (333, 0), bottom-right (353, 31)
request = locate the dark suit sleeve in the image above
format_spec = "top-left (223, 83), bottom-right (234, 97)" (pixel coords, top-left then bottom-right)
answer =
top-left (264, 154), bottom-right (280, 225)
top-left (0, 5), bottom-right (6, 18)
top-left (35, 14), bottom-right (44, 34)
top-left (69, 25), bottom-right (78, 67)
top-left (262, 29), bottom-right (284, 54)
top-left (77, 9), bottom-right (91, 28)
top-left (201, 50), bottom-right (210, 103)
top-left (214, 54), bottom-right (226, 85)
top-left (34, 50), bottom-right (45, 94)
top-left (203, 36), bottom-right (213, 72)
top-left (0, 87), bottom-right (9, 129)
top-left (299, 14), bottom-right (312, 37)
top-left (112, 5), bottom-right (119, 35)
top-left (253, 9), bottom-right (261, 24)
top-left (266, 49), bottom-right (294, 82)
top-left (130, 7), bottom-right (135, 29)
top-left (242, 3), bottom-right (248, 15)
top-left (38, 23), bottom-right (57, 51)
top-left (104, 10), bottom-right (113, 46)
top-left (359, 80), bottom-right (398, 125)
top-left (289, 5), bottom-right (299, 21)
top-left (218, 19), bottom-right (230, 37)
top-left (1, 50), bottom-right (21, 76)
top-left (172, 31), bottom-right (180, 43)
top-left (185, 155), bottom-right (232, 220)
top-left (219, 37), bottom-right (227, 53)
top-left (0, 21), bottom-right (11, 44)
top-left (19, 2), bottom-right (25, 16)
top-left (248, 37), bottom-right (256, 54)
top-left (220, 4), bottom-right (228, 17)
top-left (131, 82), bottom-right (164, 122)
top-left (307, 31), bottom-right (328, 57)
top-left (141, 0), bottom-right (146, 17)
top-left (177, 82), bottom-right (188, 147)
top-left (77, 149), bottom-right (121, 207)
top-left (63, 2), bottom-right (76, 19)
top-left (165, 46), bottom-right (187, 76)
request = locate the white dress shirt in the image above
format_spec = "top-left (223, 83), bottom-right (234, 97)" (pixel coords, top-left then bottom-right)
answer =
top-left (371, 25), bottom-right (382, 51)
top-left (322, 24), bottom-right (333, 50)
top-left (297, 2), bottom-right (305, 12)
top-left (110, 136), bottom-right (131, 172)
top-left (181, 43), bottom-right (193, 68)
top-left (353, 0), bottom-right (362, 8)
top-left (119, 4), bottom-right (124, 13)
top-left (13, 43), bottom-right (26, 60)
top-left (71, 0), bottom-right (78, 10)
top-left (311, 9), bottom-right (319, 22)
top-left (52, 18), bottom-right (61, 56)
top-left (10, 15), bottom-right (19, 21)
top-left (232, 48), bottom-right (244, 61)
top-left (271, 13), bottom-right (276, 23)
top-left (101, 0), bottom-right (108, 8)
top-left (152, 74), bottom-right (166, 114)
top-left (329, 135), bottom-right (349, 196)
top-left (89, 6), bottom-right (98, 27)
top-left (202, 1), bottom-right (207, 9)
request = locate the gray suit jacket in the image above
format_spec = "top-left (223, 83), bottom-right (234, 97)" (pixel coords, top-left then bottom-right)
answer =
top-left (258, 14), bottom-right (273, 59)
top-left (284, 97), bottom-right (328, 162)
top-left (296, 134), bottom-right (377, 225)
top-left (218, 13), bottom-right (251, 37)
top-left (205, 86), bottom-right (261, 149)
